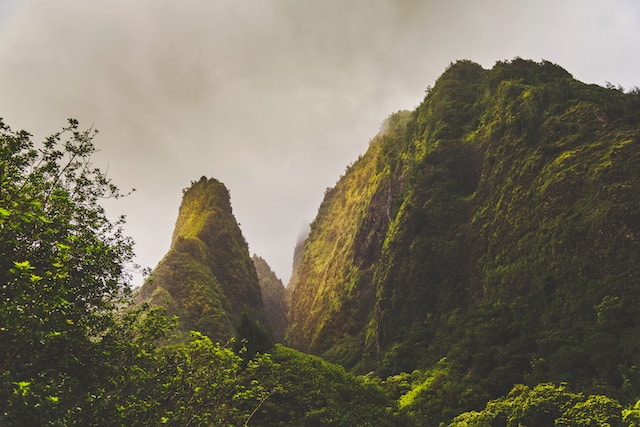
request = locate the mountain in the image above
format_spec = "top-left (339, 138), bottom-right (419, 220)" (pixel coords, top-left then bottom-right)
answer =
top-left (287, 58), bottom-right (640, 403)
top-left (287, 230), bottom-right (307, 290)
top-left (253, 254), bottom-right (289, 342)
top-left (137, 176), bottom-right (267, 342)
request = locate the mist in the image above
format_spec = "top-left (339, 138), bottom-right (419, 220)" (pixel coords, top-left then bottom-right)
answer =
top-left (1, 0), bottom-right (639, 282)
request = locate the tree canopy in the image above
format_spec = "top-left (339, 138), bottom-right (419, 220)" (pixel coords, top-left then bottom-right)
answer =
top-left (0, 120), bottom-right (274, 425)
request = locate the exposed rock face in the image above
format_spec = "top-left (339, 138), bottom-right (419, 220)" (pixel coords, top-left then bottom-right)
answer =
top-left (138, 176), bottom-right (266, 342)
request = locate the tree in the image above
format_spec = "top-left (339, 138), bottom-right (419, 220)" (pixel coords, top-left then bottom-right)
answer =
top-left (235, 310), bottom-right (274, 359)
top-left (623, 399), bottom-right (640, 427)
top-left (0, 119), bottom-right (282, 425)
top-left (0, 119), bottom-right (167, 424)
top-left (448, 383), bottom-right (625, 427)
top-left (151, 331), bottom-right (280, 426)
top-left (246, 345), bottom-right (399, 426)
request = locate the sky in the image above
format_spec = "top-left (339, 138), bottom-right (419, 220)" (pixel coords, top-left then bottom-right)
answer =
top-left (1, 0), bottom-right (639, 284)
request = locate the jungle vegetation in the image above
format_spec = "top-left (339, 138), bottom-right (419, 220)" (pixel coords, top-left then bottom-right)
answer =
top-left (3, 58), bottom-right (640, 425)
top-left (287, 58), bottom-right (640, 424)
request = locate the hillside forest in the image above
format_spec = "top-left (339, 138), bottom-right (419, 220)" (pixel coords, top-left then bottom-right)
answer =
top-left (3, 58), bottom-right (640, 426)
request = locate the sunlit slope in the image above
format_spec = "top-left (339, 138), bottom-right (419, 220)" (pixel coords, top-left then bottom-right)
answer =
top-left (287, 59), bottom-right (640, 399)
top-left (138, 176), bottom-right (266, 342)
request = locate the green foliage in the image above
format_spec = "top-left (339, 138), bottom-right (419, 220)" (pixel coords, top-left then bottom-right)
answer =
top-left (147, 331), bottom-right (281, 426)
top-left (286, 58), bottom-right (640, 423)
top-left (0, 120), bottom-right (282, 426)
top-left (394, 358), bottom-right (481, 424)
top-left (0, 119), bottom-right (177, 424)
top-left (247, 345), bottom-right (399, 426)
top-left (235, 310), bottom-right (274, 358)
top-left (6, 58), bottom-right (640, 426)
top-left (449, 383), bottom-right (624, 427)
top-left (138, 176), bottom-right (267, 344)
top-left (623, 400), bottom-right (640, 427)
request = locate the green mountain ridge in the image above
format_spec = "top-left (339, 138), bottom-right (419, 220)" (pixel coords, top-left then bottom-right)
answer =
top-left (10, 59), bottom-right (640, 426)
top-left (137, 176), bottom-right (268, 342)
top-left (286, 58), bottom-right (640, 408)
top-left (130, 58), bottom-right (640, 424)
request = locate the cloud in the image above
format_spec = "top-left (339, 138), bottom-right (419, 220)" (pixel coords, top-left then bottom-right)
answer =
top-left (1, 0), bottom-right (639, 282)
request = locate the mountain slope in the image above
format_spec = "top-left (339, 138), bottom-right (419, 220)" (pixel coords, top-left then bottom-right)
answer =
top-left (253, 255), bottom-right (289, 342)
top-left (286, 108), bottom-right (414, 365)
top-left (287, 59), bottom-right (640, 401)
top-left (138, 176), bottom-right (266, 342)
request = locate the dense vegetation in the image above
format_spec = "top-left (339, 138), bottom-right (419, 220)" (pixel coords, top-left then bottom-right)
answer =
top-left (288, 58), bottom-right (640, 424)
top-left (0, 120), bottom-right (404, 426)
top-left (0, 121), bottom-right (259, 424)
top-left (137, 176), bottom-right (267, 343)
top-left (4, 58), bottom-right (640, 425)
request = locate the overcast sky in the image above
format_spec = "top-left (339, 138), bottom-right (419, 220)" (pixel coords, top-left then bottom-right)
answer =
top-left (1, 0), bottom-right (639, 283)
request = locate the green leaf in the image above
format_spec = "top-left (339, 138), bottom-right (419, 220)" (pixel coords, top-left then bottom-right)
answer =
top-left (13, 260), bottom-right (34, 271)
top-left (13, 381), bottom-right (31, 396)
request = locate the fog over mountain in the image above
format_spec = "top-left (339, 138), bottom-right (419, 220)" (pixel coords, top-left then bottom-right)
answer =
top-left (0, 0), bottom-right (638, 282)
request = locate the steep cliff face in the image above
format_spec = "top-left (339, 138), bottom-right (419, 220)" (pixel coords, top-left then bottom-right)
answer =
top-left (138, 176), bottom-right (266, 342)
top-left (286, 109), bottom-right (413, 366)
top-left (253, 255), bottom-right (289, 342)
top-left (287, 59), bottom-right (640, 397)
